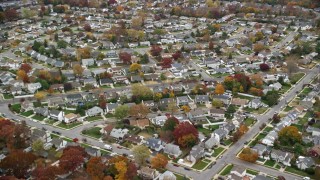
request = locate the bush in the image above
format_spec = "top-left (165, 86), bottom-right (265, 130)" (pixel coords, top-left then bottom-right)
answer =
top-left (305, 168), bottom-right (315, 175)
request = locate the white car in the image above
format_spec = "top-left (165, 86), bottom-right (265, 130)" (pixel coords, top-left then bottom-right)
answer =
top-left (104, 144), bottom-right (113, 150)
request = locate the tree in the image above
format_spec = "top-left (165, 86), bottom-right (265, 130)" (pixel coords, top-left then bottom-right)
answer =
top-left (129, 63), bottom-right (141, 73)
top-left (151, 154), bottom-right (168, 169)
top-left (32, 166), bottom-right (61, 180)
top-left (20, 63), bottom-right (32, 73)
top-left (255, 31), bottom-right (264, 41)
top-left (114, 105), bottom-right (129, 120)
top-left (278, 126), bottom-right (302, 146)
top-left (119, 52), bottom-right (132, 64)
top-left (99, 95), bottom-right (107, 109)
top-left (76, 47), bottom-right (91, 60)
top-left (285, 56), bottom-right (299, 77)
top-left (238, 124), bottom-right (249, 135)
top-left (173, 122), bottom-right (198, 147)
top-left (178, 134), bottom-right (197, 148)
top-left (32, 139), bottom-right (44, 154)
top-left (131, 17), bottom-right (143, 29)
top-left (239, 148), bottom-right (258, 163)
top-left (208, 41), bottom-right (214, 50)
top-left (16, 70), bottom-right (29, 83)
top-left (73, 64), bottom-right (84, 77)
top-left (150, 45), bottom-right (162, 56)
top-left (4, 8), bottom-right (18, 21)
top-left (34, 91), bottom-right (46, 102)
top-left (259, 63), bottom-right (270, 71)
top-left (57, 40), bottom-right (68, 48)
top-left (0, 150), bottom-right (37, 178)
top-left (215, 83), bottom-right (225, 95)
top-left (167, 101), bottom-right (178, 115)
top-left (163, 117), bottom-right (179, 131)
top-left (253, 43), bottom-right (265, 53)
top-left (132, 145), bottom-right (150, 166)
top-left (272, 114), bottom-right (281, 123)
top-left (140, 53), bottom-right (149, 64)
top-left (212, 99), bottom-right (223, 108)
top-left (131, 84), bottom-right (153, 99)
top-left (86, 157), bottom-right (106, 180)
top-left (172, 51), bottom-right (182, 60)
top-left (83, 24), bottom-right (92, 32)
top-left (181, 105), bottom-right (191, 113)
top-left (262, 90), bottom-right (279, 106)
top-left (59, 146), bottom-right (87, 173)
top-left (129, 104), bottom-right (149, 118)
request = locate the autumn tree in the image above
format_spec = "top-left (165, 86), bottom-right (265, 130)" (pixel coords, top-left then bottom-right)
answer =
top-left (132, 145), bottom-right (150, 166)
top-left (20, 63), bottom-right (32, 73)
top-left (278, 126), bottom-right (302, 146)
top-left (114, 105), bottom-right (129, 120)
top-left (83, 24), bottom-right (92, 32)
top-left (59, 146), bottom-right (87, 173)
top-left (131, 84), bottom-right (153, 100)
top-left (4, 8), bottom-right (18, 21)
top-left (73, 64), bottom-right (84, 77)
top-left (32, 166), bottom-right (61, 180)
top-left (212, 99), bottom-right (224, 108)
top-left (215, 83), bottom-right (225, 95)
top-left (162, 58), bottom-right (172, 69)
top-left (173, 122), bottom-right (198, 148)
top-left (0, 150), bottom-right (37, 178)
top-left (178, 134), bottom-right (198, 148)
top-left (129, 104), bottom-right (150, 118)
top-left (163, 117), bottom-right (179, 131)
top-left (208, 41), bottom-right (214, 50)
top-left (131, 17), bottom-right (143, 30)
top-left (86, 157), bottom-right (106, 180)
top-left (32, 139), bottom-right (44, 154)
top-left (259, 63), bottom-right (270, 71)
top-left (150, 45), bottom-right (162, 56)
top-left (99, 95), bottom-right (107, 109)
top-left (253, 43), bottom-right (265, 53)
top-left (151, 154), bottom-right (168, 169)
top-left (167, 101), bottom-right (178, 115)
top-left (129, 63), bottom-right (141, 73)
top-left (34, 91), bottom-right (46, 102)
top-left (239, 148), bottom-right (258, 163)
top-left (119, 52), bottom-right (132, 64)
top-left (181, 105), bottom-right (191, 113)
top-left (108, 156), bottom-right (137, 179)
top-left (16, 70), bottom-right (29, 83)
top-left (76, 47), bottom-right (91, 60)
top-left (285, 55), bottom-right (299, 77)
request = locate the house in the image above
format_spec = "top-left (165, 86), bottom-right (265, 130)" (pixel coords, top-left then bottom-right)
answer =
top-left (204, 134), bottom-right (220, 149)
top-left (213, 128), bottom-right (228, 141)
top-left (270, 149), bottom-right (293, 166)
top-left (139, 167), bottom-right (158, 180)
top-left (83, 78), bottom-right (98, 87)
top-left (158, 98), bottom-right (175, 109)
top-left (100, 78), bottom-right (113, 86)
top-left (31, 129), bottom-right (51, 143)
top-left (208, 108), bottom-right (225, 119)
top-left (102, 125), bottom-right (114, 135)
top-left (212, 95), bottom-right (231, 105)
top-left (252, 144), bottom-right (269, 159)
top-left (261, 130), bottom-right (278, 146)
top-left (51, 138), bottom-right (67, 150)
top-left (86, 106), bottom-right (104, 117)
top-left (188, 109), bottom-right (207, 122)
top-left (269, 82), bottom-right (282, 91)
top-left (164, 143), bottom-right (182, 158)
top-left (186, 144), bottom-right (205, 165)
top-left (48, 97), bottom-right (65, 107)
top-left (34, 107), bottom-right (49, 117)
top-left (296, 156), bottom-right (315, 170)
top-left (49, 110), bottom-right (64, 121)
top-left (64, 113), bottom-right (79, 123)
top-left (142, 100), bottom-right (157, 109)
top-left (155, 171), bottom-right (176, 180)
top-left (82, 58), bottom-right (95, 67)
top-left (124, 135), bottom-right (143, 145)
top-left (85, 147), bottom-right (101, 157)
top-left (129, 119), bottom-right (150, 129)
top-left (131, 75), bottom-right (143, 83)
top-left (145, 138), bottom-right (164, 152)
top-left (247, 98), bottom-right (267, 109)
top-left (194, 95), bottom-right (210, 104)
top-left (231, 98), bottom-right (249, 106)
top-left (106, 103), bottom-right (118, 114)
top-left (309, 145), bottom-right (320, 157)
top-left (110, 128), bottom-right (129, 140)
top-left (21, 101), bottom-right (34, 112)
top-left (27, 82), bottom-right (42, 93)
top-left (176, 96), bottom-right (192, 106)
top-left (228, 165), bottom-right (247, 180)
top-left (149, 115), bottom-right (168, 126)
top-left (65, 94), bottom-right (83, 106)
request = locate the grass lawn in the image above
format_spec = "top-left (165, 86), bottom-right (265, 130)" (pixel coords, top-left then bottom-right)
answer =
top-left (3, 94), bottom-right (13, 99)
top-left (105, 113), bottom-right (114, 118)
top-left (192, 160), bottom-right (209, 170)
top-left (20, 110), bottom-right (34, 117)
top-left (275, 164), bottom-right (281, 169)
top-left (291, 124), bottom-right (303, 131)
top-left (246, 169), bottom-right (259, 175)
top-left (175, 173), bottom-right (189, 180)
top-left (299, 111), bottom-right (313, 125)
top-left (86, 116), bottom-right (103, 122)
top-left (50, 133), bottom-right (60, 138)
top-left (290, 72), bottom-right (305, 84)
top-left (211, 73), bottom-right (230, 78)
top-left (244, 107), bottom-right (268, 114)
top-left (301, 87), bottom-right (312, 95)
top-left (244, 117), bottom-right (255, 126)
top-left (223, 139), bottom-right (233, 146)
top-left (46, 119), bottom-right (56, 125)
top-left (32, 115), bottom-right (45, 121)
top-left (197, 127), bottom-right (212, 137)
top-left (234, 94), bottom-right (253, 101)
top-left (285, 166), bottom-right (313, 178)
top-left (283, 106), bottom-right (293, 112)
top-left (57, 122), bottom-right (82, 129)
top-left (82, 127), bottom-right (102, 139)
top-left (208, 125), bottom-right (220, 131)
top-left (249, 133), bottom-right (267, 146)
top-left (220, 164), bottom-right (233, 176)
top-left (264, 126), bottom-right (273, 132)
top-left (264, 160), bottom-right (276, 167)
top-left (10, 104), bottom-right (21, 113)
top-left (63, 109), bottom-right (76, 114)
top-left (212, 147), bottom-right (225, 157)
top-left (279, 84), bottom-right (292, 94)
top-left (113, 84), bottom-right (126, 87)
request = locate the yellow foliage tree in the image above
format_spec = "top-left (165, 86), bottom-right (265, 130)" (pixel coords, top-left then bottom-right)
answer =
top-left (115, 161), bottom-right (127, 180)
top-left (215, 83), bottom-right (225, 95)
top-left (151, 154), bottom-right (168, 169)
top-left (129, 63), bottom-right (141, 73)
top-left (34, 91), bottom-right (46, 102)
top-left (181, 105), bottom-right (191, 113)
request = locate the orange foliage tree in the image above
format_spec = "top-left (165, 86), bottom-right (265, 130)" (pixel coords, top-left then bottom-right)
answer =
top-left (151, 154), bottom-right (168, 169)
top-left (239, 148), bottom-right (258, 163)
top-left (215, 83), bottom-right (225, 95)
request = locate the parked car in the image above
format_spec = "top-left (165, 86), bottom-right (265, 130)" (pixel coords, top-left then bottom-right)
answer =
top-left (104, 144), bottom-right (113, 150)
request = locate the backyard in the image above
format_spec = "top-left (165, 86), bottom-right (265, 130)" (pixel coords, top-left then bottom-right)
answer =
top-left (82, 127), bottom-right (102, 139)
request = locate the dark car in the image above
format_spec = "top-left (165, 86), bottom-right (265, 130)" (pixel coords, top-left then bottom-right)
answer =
top-left (184, 167), bottom-right (191, 171)
top-left (122, 153), bottom-right (128, 157)
top-left (52, 131), bottom-right (61, 135)
top-left (173, 164), bottom-right (179, 167)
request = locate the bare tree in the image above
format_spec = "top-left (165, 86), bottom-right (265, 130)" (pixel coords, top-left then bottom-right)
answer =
top-left (285, 55), bottom-right (299, 77)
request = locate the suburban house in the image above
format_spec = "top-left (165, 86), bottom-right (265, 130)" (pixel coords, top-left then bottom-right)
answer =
top-left (106, 103), bottom-right (119, 114)
top-left (21, 101), bottom-right (34, 112)
top-left (82, 58), bottom-right (95, 67)
top-left (213, 128), bottom-right (228, 142)
top-left (247, 98), bottom-right (267, 109)
top-left (48, 97), bottom-right (65, 107)
top-left (110, 128), bottom-right (129, 140)
top-left (51, 138), bottom-right (67, 150)
top-left (208, 108), bottom-right (225, 119)
top-left (85, 147), bottom-right (101, 157)
top-left (194, 95), bottom-right (210, 104)
top-left (86, 106), bottom-right (104, 117)
top-left (296, 156), bottom-right (315, 170)
top-left (228, 165), bottom-right (248, 180)
top-left (270, 149), bottom-right (294, 166)
top-left (231, 98), bottom-right (249, 107)
top-left (261, 130), bottom-right (278, 146)
top-left (27, 82), bottom-right (42, 93)
top-left (34, 107), bottom-right (49, 117)
top-left (252, 144), bottom-right (269, 159)
top-left (176, 96), bottom-right (192, 106)
top-left (186, 144), bottom-right (205, 165)
top-left (64, 113), bottom-right (79, 124)
top-left (309, 145), bottom-right (320, 157)
top-left (129, 119), bottom-right (150, 129)
top-left (163, 143), bottom-right (182, 158)
top-left (155, 171), bottom-right (176, 180)
top-left (31, 129), bottom-right (51, 143)
top-left (49, 110), bottom-right (64, 122)
top-left (204, 134), bottom-right (220, 149)
top-left (139, 167), bottom-right (159, 180)
top-left (65, 94), bottom-right (83, 106)
top-left (149, 115), bottom-right (168, 126)
top-left (124, 135), bottom-right (143, 145)
top-left (145, 138), bottom-right (164, 152)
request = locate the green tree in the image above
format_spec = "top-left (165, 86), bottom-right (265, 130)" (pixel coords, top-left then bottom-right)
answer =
top-left (132, 145), bottom-right (150, 166)
top-left (278, 126), bottom-right (302, 146)
top-left (212, 99), bottom-right (224, 108)
top-left (262, 90), bottom-right (279, 106)
top-left (114, 105), bottom-right (129, 120)
top-left (32, 139), bottom-right (44, 153)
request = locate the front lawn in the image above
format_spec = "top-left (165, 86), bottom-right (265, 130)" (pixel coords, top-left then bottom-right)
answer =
top-left (212, 147), bottom-right (225, 157)
top-left (46, 119), bottom-right (56, 125)
top-left (283, 106), bottom-right (293, 112)
top-left (301, 87), bottom-right (312, 95)
top-left (208, 125), bottom-right (220, 131)
top-left (192, 160), bottom-right (209, 170)
top-left (175, 173), bottom-right (190, 180)
top-left (82, 127), bottom-right (102, 139)
top-left (220, 164), bottom-right (233, 176)
top-left (3, 94), bottom-right (13, 99)
top-left (10, 104), bottom-right (21, 113)
top-left (86, 116), bottom-right (103, 122)
top-left (20, 110), bottom-right (34, 117)
top-left (244, 118), bottom-right (255, 127)
top-left (264, 160), bottom-right (276, 167)
top-left (285, 166), bottom-right (314, 178)
top-left (223, 139), bottom-right (233, 146)
top-left (197, 127), bottom-right (212, 137)
top-left (57, 122), bottom-right (82, 129)
top-left (244, 107), bottom-right (268, 114)
top-left (289, 72), bottom-right (305, 84)
top-left (246, 169), bottom-right (259, 175)
top-left (263, 126), bottom-right (273, 132)
top-left (299, 111), bottom-right (313, 125)
top-left (105, 113), bottom-right (114, 118)
top-left (279, 84), bottom-right (291, 94)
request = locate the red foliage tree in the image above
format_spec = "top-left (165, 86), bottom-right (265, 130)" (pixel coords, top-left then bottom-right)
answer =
top-left (162, 58), bottom-right (172, 69)
top-left (108, 0), bottom-right (117, 5)
top-left (83, 24), bottom-right (91, 32)
top-left (99, 95), bottom-right (107, 109)
top-left (119, 52), bottom-right (132, 64)
top-left (209, 41), bottom-right (214, 50)
top-left (59, 146), bottom-right (87, 173)
top-left (20, 63), bottom-right (32, 73)
top-left (150, 45), bottom-right (162, 56)
top-left (233, 73), bottom-right (252, 92)
top-left (4, 8), bottom-right (18, 21)
top-left (32, 166), bottom-right (61, 180)
top-left (172, 51), bottom-right (182, 60)
top-left (260, 63), bottom-right (270, 71)
top-left (173, 122), bottom-right (198, 146)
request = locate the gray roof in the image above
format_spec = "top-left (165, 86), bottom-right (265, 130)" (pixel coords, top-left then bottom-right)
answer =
top-left (164, 143), bottom-right (181, 156)
top-left (189, 144), bottom-right (204, 160)
top-left (66, 93), bottom-right (82, 100)
top-left (195, 95), bottom-right (209, 103)
top-left (214, 128), bottom-right (228, 139)
top-left (146, 138), bottom-right (163, 150)
top-left (296, 156), bottom-right (315, 168)
top-left (49, 109), bottom-right (61, 116)
top-left (51, 138), bottom-right (63, 147)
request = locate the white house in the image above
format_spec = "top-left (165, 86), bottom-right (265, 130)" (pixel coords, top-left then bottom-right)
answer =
top-left (86, 106), bottom-right (104, 116)
top-left (27, 82), bottom-right (42, 93)
top-left (49, 110), bottom-right (64, 121)
top-left (296, 156), bottom-right (315, 170)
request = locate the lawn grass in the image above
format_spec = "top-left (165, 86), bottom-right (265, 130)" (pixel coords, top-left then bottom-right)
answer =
top-left (285, 166), bottom-right (313, 178)
top-left (57, 122), bottom-right (82, 129)
top-left (264, 160), bottom-right (276, 167)
top-left (10, 104), bottom-right (21, 113)
top-left (290, 72), bottom-right (305, 84)
top-left (197, 127), bottom-right (212, 137)
top-left (275, 164), bottom-right (281, 169)
top-left (243, 107), bottom-right (268, 114)
top-left (291, 124), bottom-right (303, 132)
top-left (301, 87), bottom-right (312, 95)
top-left (246, 169), bottom-right (259, 175)
top-left (175, 173), bottom-right (189, 180)
top-left (208, 125), bottom-right (220, 131)
top-left (105, 113), bottom-right (114, 118)
top-left (234, 94), bottom-right (253, 101)
top-left (212, 147), bottom-right (225, 157)
top-left (20, 110), bottom-right (34, 117)
top-left (3, 94), bottom-right (13, 99)
top-left (264, 126), bottom-right (273, 132)
top-left (32, 115), bottom-right (46, 121)
top-left (220, 164), bottom-right (233, 176)
top-left (279, 84), bottom-right (292, 94)
top-left (63, 109), bottom-right (76, 114)
top-left (46, 119), bottom-right (56, 125)
top-left (192, 160), bottom-right (209, 170)
top-left (283, 106), bottom-right (293, 112)
top-left (223, 139), bottom-right (233, 146)
top-left (244, 117), bottom-right (255, 126)
top-left (299, 111), bottom-right (313, 125)
top-left (82, 127), bottom-right (102, 139)
top-left (86, 116), bottom-right (103, 122)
